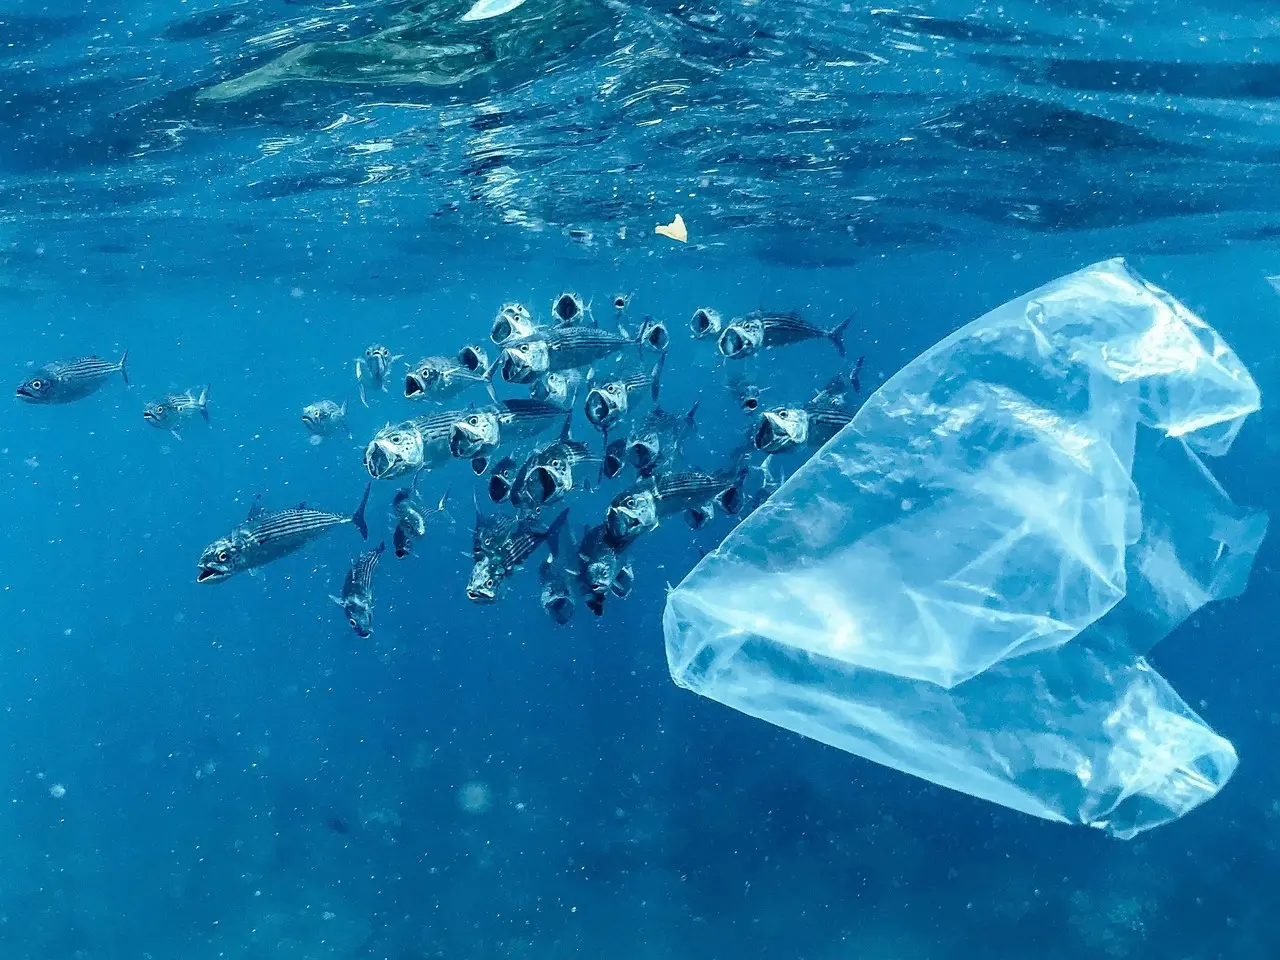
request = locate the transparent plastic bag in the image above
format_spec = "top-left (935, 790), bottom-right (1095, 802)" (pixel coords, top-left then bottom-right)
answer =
top-left (664, 259), bottom-right (1267, 838)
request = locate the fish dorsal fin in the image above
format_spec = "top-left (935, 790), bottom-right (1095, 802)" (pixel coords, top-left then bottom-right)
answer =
top-left (295, 501), bottom-right (308, 510)
top-left (559, 411), bottom-right (573, 442)
top-left (246, 495), bottom-right (265, 522)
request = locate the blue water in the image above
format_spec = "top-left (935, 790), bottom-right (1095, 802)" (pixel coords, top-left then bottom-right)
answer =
top-left (4, 2), bottom-right (1280, 959)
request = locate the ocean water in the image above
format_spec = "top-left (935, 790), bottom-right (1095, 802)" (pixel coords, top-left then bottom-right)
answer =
top-left (3, 2), bottom-right (1280, 959)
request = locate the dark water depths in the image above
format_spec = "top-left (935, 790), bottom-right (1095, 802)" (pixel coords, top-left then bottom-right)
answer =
top-left (2, 2), bottom-right (1280, 959)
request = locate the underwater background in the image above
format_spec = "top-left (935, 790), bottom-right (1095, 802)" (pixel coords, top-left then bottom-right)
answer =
top-left (3, 1), bottom-right (1280, 958)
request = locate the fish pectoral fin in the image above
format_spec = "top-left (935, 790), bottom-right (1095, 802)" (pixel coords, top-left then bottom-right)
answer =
top-left (330, 594), bottom-right (346, 607)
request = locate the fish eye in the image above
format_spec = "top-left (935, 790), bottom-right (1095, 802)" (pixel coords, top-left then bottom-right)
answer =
top-left (468, 416), bottom-right (478, 426)
top-left (390, 433), bottom-right (404, 443)
top-left (217, 550), bottom-right (229, 562)
top-left (349, 617), bottom-right (358, 627)
top-left (552, 459), bottom-right (563, 469)
top-left (31, 379), bottom-right (42, 390)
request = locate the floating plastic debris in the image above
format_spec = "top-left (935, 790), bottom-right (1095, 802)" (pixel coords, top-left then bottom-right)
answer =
top-left (655, 214), bottom-right (688, 244)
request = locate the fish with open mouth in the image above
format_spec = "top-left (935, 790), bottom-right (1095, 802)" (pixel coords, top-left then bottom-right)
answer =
top-left (576, 522), bottom-right (636, 616)
top-left (551, 291), bottom-right (591, 327)
top-left (458, 344), bottom-right (488, 373)
top-left (355, 344), bottom-right (401, 406)
top-left (539, 520), bottom-right (579, 625)
top-left (486, 454), bottom-right (522, 504)
top-left (490, 302), bottom-right (538, 345)
top-left (633, 316), bottom-right (670, 354)
top-left (605, 458), bottom-right (749, 543)
top-left (196, 483), bottom-right (371, 583)
top-left (331, 541), bottom-right (385, 638)
top-left (689, 308), bottom-right (722, 341)
top-left (497, 326), bottom-right (639, 385)
top-left (727, 373), bottom-right (766, 413)
top-left (583, 357), bottom-right (664, 437)
top-left (508, 417), bottom-right (596, 512)
top-left (612, 292), bottom-right (633, 318)
top-left (753, 402), bottom-right (854, 455)
top-left (392, 474), bottom-right (450, 558)
top-left (447, 398), bottom-right (567, 461)
top-left (717, 311), bottom-right (851, 360)
top-left (143, 385), bottom-right (211, 439)
top-left (625, 400), bottom-right (699, 479)
top-left (364, 409), bottom-right (474, 479)
top-left (601, 438), bottom-right (629, 481)
top-left (16, 351), bottom-right (129, 404)
top-left (404, 350), bottom-right (494, 403)
top-left (302, 399), bottom-right (351, 443)
top-left (530, 368), bottom-right (586, 409)
top-left (466, 507), bottom-right (569, 603)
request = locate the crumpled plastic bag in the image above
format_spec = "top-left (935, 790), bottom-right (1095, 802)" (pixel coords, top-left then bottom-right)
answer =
top-left (663, 258), bottom-right (1267, 838)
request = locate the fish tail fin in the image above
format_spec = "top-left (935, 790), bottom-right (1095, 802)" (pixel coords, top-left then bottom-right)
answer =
top-left (650, 353), bottom-right (666, 402)
top-left (851, 355), bottom-right (865, 393)
top-left (829, 316), bottom-right (852, 358)
top-left (198, 384), bottom-right (211, 422)
top-left (352, 481), bottom-right (372, 540)
top-left (119, 349), bottom-right (130, 386)
top-left (375, 540), bottom-right (387, 557)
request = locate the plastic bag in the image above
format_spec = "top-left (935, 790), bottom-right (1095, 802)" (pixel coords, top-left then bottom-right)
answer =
top-left (663, 259), bottom-right (1267, 838)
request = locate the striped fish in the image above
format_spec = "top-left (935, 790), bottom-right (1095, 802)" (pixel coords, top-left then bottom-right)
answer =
top-left (143, 385), bottom-right (211, 438)
top-left (332, 541), bottom-right (385, 637)
top-left (467, 508), bottom-right (569, 603)
top-left (448, 398), bottom-right (568, 461)
top-left (196, 482), bottom-right (371, 583)
top-left (17, 351), bottom-right (129, 404)
top-left (606, 455), bottom-right (749, 543)
top-left (364, 410), bottom-right (472, 479)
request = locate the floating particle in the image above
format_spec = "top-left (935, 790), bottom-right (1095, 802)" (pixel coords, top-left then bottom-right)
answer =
top-left (49, 783), bottom-right (66, 799)
top-left (655, 214), bottom-right (688, 244)
top-left (457, 781), bottom-right (491, 814)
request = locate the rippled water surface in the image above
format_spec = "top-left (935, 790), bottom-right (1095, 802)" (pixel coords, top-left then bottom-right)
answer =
top-left (7, 0), bottom-right (1280, 279)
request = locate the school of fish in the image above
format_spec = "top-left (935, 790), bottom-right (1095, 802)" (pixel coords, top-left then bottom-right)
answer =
top-left (16, 292), bottom-right (864, 637)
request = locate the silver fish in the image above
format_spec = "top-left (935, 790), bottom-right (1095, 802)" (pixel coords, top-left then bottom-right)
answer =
top-left (364, 410), bottom-right (473, 479)
top-left (539, 520), bottom-right (578, 625)
top-left (605, 459), bottom-right (748, 544)
top-left (196, 483), bottom-right (371, 583)
top-left (491, 302), bottom-right (538, 345)
top-left (551, 291), bottom-right (591, 327)
top-left (530, 368), bottom-right (585, 409)
top-left (17, 351), bottom-right (129, 404)
top-left (404, 354), bottom-right (494, 403)
top-left (143, 385), bottom-right (210, 438)
top-left (635, 316), bottom-right (670, 354)
top-left (498, 327), bottom-right (637, 384)
top-left (486, 454), bottom-right (522, 504)
top-left (355, 344), bottom-right (401, 406)
top-left (302, 399), bottom-right (350, 442)
top-left (811, 355), bottom-right (866, 407)
top-left (332, 541), bottom-right (385, 638)
top-left (466, 508), bottom-right (569, 603)
top-left (728, 373), bottom-right (766, 413)
top-left (583, 357), bottom-right (664, 434)
top-left (448, 399), bottom-right (567, 461)
top-left (510, 420), bottom-right (595, 512)
top-left (612, 292), bottom-right (633, 316)
top-left (601, 437), bottom-right (628, 481)
top-left (717, 311), bottom-right (851, 360)
top-left (577, 522), bottom-right (633, 601)
top-left (625, 401), bottom-right (699, 479)
top-left (458, 344), bottom-right (489, 373)
top-left (690, 308), bottom-right (722, 340)
top-left (392, 475), bottom-right (450, 559)
top-left (753, 403), bottom-right (854, 454)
